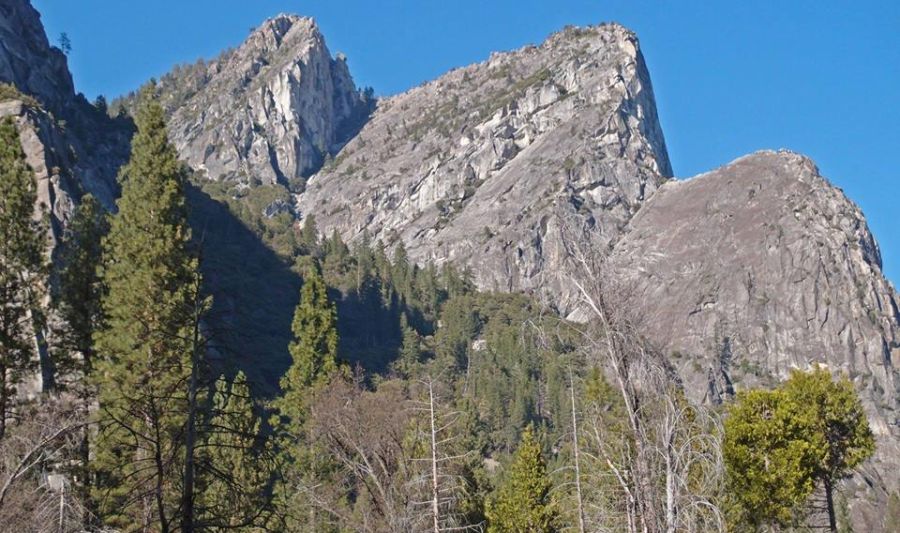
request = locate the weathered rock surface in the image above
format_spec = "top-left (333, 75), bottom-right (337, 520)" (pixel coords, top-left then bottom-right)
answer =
top-left (610, 150), bottom-right (900, 527)
top-left (298, 24), bottom-right (671, 312)
top-left (151, 14), bottom-right (372, 186)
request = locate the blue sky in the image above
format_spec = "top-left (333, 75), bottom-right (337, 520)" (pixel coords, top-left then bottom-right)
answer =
top-left (33, 0), bottom-right (900, 283)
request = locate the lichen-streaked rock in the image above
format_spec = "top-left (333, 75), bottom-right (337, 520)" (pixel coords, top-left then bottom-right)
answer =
top-left (298, 24), bottom-right (671, 312)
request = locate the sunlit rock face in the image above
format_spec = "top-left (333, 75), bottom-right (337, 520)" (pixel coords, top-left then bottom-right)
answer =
top-left (161, 14), bottom-right (373, 186)
top-left (299, 24), bottom-right (671, 312)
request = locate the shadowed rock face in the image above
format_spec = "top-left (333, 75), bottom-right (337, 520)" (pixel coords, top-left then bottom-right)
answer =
top-left (612, 150), bottom-right (900, 526)
top-left (299, 24), bottom-right (671, 312)
top-left (159, 14), bottom-right (372, 186)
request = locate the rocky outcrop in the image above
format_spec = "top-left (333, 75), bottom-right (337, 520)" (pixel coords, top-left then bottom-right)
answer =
top-left (0, 0), bottom-right (128, 212)
top-left (610, 150), bottom-right (900, 528)
top-left (154, 14), bottom-right (372, 186)
top-left (298, 24), bottom-right (671, 311)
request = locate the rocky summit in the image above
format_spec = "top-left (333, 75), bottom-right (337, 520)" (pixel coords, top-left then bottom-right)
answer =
top-left (1, 1), bottom-right (898, 529)
top-left (144, 14), bottom-right (373, 187)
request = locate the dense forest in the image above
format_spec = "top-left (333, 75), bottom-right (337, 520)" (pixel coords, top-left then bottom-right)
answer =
top-left (0, 87), bottom-right (892, 533)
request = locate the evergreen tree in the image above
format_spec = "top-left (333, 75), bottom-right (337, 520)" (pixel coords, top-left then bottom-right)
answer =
top-left (724, 369), bottom-right (873, 532)
top-left (277, 263), bottom-right (339, 419)
top-left (92, 88), bottom-right (205, 532)
top-left (782, 368), bottom-right (874, 531)
top-left (57, 193), bottom-right (108, 376)
top-left (0, 117), bottom-right (47, 439)
top-left (394, 318), bottom-right (421, 378)
top-left (197, 372), bottom-right (275, 530)
top-left (723, 388), bottom-right (821, 529)
top-left (486, 425), bottom-right (559, 533)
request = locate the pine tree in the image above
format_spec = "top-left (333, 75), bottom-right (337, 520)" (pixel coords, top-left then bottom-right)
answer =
top-left (91, 87), bottom-right (205, 532)
top-left (0, 117), bottom-right (47, 439)
top-left (486, 425), bottom-right (559, 533)
top-left (197, 372), bottom-right (275, 530)
top-left (723, 388), bottom-right (822, 529)
top-left (394, 318), bottom-right (421, 378)
top-left (57, 193), bottom-right (108, 376)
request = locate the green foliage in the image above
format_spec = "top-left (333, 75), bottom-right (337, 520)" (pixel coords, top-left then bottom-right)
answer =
top-left (724, 388), bottom-right (821, 528)
top-left (782, 368), bottom-right (875, 487)
top-left (0, 116), bottom-right (46, 437)
top-left (271, 262), bottom-right (341, 528)
top-left (0, 82), bottom-right (41, 108)
top-left (91, 87), bottom-right (201, 530)
top-left (724, 368), bottom-right (875, 530)
top-left (277, 263), bottom-right (339, 420)
top-left (486, 425), bottom-right (559, 533)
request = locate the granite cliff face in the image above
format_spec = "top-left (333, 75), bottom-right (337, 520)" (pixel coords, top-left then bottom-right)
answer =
top-left (3, 2), bottom-right (899, 526)
top-left (0, 0), bottom-right (72, 114)
top-left (609, 150), bottom-right (900, 527)
top-left (146, 14), bottom-right (372, 187)
top-left (299, 24), bottom-right (671, 311)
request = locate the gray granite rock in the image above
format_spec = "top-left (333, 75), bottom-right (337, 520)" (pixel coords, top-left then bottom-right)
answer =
top-left (611, 150), bottom-right (900, 528)
top-left (298, 24), bottom-right (671, 313)
top-left (159, 15), bottom-right (372, 186)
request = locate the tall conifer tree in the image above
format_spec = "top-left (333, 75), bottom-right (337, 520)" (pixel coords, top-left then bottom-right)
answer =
top-left (272, 262), bottom-right (340, 531)
top-left (0, 117), bottom-right (47, 439)
top-left (198, 372), bottom-right (275, 529)
top-left (92, 87), bottom-right (204, 532)
top-left (276, 263), bottom-right (339, 425)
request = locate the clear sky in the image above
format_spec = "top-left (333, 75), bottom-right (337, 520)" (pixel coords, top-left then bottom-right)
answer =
top-left (32, 0), bottom-right (900, 283)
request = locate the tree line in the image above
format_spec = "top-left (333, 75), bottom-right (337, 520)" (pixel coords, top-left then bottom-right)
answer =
top-left (0, 87), bottom-right (888, 532)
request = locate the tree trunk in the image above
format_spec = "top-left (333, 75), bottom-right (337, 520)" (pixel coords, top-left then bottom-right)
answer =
top-left (825, 479), bottom-right (837, 533)
top-left (428, 380), bottom-right (441, 533)
top-left (569, 369), bottom-right (586, 533)
top-left (0, 365), bottom-right (7, 440)
top-left (180, 278), bottom-right (204, 533)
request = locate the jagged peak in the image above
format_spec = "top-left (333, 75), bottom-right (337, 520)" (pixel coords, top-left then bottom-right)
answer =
top-left (248, 13), bottom-right (321, 49)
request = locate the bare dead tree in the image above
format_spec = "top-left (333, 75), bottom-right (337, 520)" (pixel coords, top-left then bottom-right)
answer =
top-left (0, 398), bottom-right (89, 532)
top-left (552, 215), bottom-right (725, 533)
top-left (409, 374), bottom-right (483, 533)
top-left (568, 367), bottom-right (587, 533)
top-left (309, 376), bottom-right (426, 532)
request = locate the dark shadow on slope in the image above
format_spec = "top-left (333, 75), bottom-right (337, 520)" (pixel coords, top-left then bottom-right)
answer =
top-left (332, 283), bottom-right (403, 375)
top-left (187, 184), bottom-right (300, 396)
